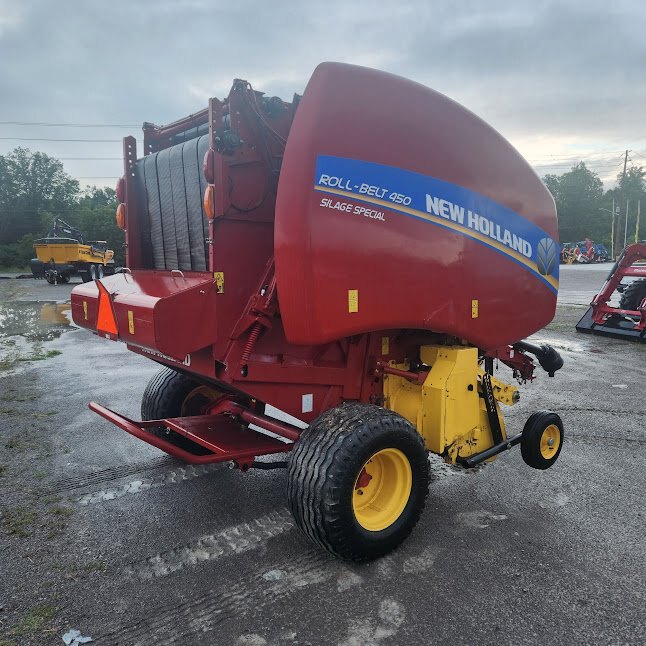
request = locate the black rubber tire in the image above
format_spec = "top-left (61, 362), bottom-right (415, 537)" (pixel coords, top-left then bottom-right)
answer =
top-left (79, 270), bottom-right (91, 283)
top-left (141, 367), bottom-right (210, 454)
top-left (287, 402), bottom-right (429, 562)
top-left (619, 279), bottom-right (646, 311)
top-left (45, 273), bottom-right (55, 284)
top-left (59, 274), bottom-right (70, 284)
top-left (520, 411), bottom-right (564, 470)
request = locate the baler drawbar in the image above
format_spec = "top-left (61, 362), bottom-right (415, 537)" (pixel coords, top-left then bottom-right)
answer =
top-left (71, 62), bottom-right (565, 561)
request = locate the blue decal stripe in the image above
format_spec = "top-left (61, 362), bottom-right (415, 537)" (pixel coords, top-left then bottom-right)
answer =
top-left (314, 155), bottom-right (559, 293)
top-left (315, 185), bottom-right (559, 294)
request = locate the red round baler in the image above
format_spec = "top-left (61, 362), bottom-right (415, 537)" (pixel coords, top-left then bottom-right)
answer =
top-left (71, 62), bottom-right (564, 560)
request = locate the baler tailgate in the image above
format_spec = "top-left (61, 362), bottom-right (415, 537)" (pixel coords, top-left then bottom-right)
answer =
top-left (89, 403), bottom-right (291, 466)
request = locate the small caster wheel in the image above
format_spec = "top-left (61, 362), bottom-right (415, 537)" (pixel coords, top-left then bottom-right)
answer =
top-left (521, 411), bottom-right (563, 470)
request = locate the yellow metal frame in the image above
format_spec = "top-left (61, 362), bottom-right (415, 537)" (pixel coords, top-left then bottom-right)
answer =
top-left (383, 345), bottom-right (518, 464)
top-left (33, 242), bottom-right (114, 266)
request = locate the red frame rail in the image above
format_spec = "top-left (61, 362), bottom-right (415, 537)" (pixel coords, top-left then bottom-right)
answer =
top-left (89, 402), bottom-right (299, 469)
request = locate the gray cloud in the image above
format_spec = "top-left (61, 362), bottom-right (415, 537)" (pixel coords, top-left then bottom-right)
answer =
top-left (0, 0), bottom-right (644, 187)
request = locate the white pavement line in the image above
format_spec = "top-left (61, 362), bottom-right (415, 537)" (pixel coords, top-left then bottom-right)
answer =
top-left (75, 464), bottom-right (219, 505)
top-left (125, 508), bottom-right (295, 580)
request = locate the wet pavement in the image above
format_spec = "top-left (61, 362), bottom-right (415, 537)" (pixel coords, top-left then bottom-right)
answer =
top-left (0, 266), bottom-right (644, 645)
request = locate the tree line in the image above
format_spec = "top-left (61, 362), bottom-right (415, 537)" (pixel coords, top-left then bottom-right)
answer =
top-left (0, 148), bottom-right (124, 269)
top-left (0, 147), bottom-right (644, 269)
top-left (544, 162), bottom-right (645, 255)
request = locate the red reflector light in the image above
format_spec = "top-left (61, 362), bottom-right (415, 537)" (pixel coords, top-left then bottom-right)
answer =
top-left (204, 185), bottom-right (216, 221)
top-left (115, 177), bottom-right (125, 202)
top-left (203, 148), bottom-right (216, 184)
top-left (116, 203), bottom-right (126, 230)
top-left (96, 280), bottom-right (118, 336)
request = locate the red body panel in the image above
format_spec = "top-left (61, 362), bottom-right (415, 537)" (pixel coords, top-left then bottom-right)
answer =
top-left (275, 63), bottom-right (558, 350)
top-left (72, 271), bottom-right (216, 359)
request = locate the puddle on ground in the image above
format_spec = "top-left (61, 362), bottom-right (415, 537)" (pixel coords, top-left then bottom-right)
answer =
top-left (0, 301), bottom-right (73, 342)
top-left (0, 301), bottom-right (75, 371)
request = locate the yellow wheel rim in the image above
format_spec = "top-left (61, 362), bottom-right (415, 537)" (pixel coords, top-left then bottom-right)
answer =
top-left (540, 424), bottom-right (561, 459)
top-left (352, 448), bottom-right (412, 532)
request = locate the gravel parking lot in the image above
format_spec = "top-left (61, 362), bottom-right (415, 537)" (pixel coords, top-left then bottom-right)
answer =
top-left (0, 265), bottom-right (644, 645)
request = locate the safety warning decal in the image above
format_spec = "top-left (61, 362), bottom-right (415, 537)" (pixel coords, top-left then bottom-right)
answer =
top-left (314, 155), bottom-right (559, 293)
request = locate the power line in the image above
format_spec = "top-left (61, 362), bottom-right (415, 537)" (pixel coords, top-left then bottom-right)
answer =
top-left (533, 164), bottom-right (624, 171)
top-left (525, 150), bottom-right (625, 161)
top-left (531, 164), bottom-right (623, 170)
top-left (0, 137), bottom-right (121, 142)
top-left (0, 121), bottom-right (138, 128)
top-left (0, 154), bottom-right (122, 160)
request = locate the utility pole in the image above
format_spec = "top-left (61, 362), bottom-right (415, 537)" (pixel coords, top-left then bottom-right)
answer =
top-left (624, 200), bottom-right (629, 248)
top-left (611, 197), bottom-right (615, 253)
top-left (636, 200), bottom-right (641, 243)
top-left (615, 149), bottom-right (630, 257)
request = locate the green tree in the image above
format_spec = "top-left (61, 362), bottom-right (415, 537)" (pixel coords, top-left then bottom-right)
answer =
top-left (614, 165), bottom-right (645, 249)
top-left (543, 162), bottom-right (605, 244)
top-left (0, 147), bottom-right (79, 245)
top-left (0, 149), bottom-right (127, 268)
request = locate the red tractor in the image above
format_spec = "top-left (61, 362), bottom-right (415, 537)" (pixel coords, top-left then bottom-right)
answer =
top-left (71, 63), bottom-right (564, 561)
top-left (576, 243), bottom-right (646, 342)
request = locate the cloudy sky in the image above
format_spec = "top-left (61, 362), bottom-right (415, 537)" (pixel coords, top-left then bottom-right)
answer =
top-left (1, 0), bottom-right (644, 189)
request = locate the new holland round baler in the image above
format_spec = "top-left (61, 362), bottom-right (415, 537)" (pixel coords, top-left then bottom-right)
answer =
top-left (71, 63), bottom-right (564, 561)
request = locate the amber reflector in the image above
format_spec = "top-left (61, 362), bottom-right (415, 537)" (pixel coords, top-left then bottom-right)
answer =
top-left (204, 185), bottom-right (216, 220)
top-left (96, 281), bottom-right (118, 336)
top-left (116, 203), bottom-right (126, 230)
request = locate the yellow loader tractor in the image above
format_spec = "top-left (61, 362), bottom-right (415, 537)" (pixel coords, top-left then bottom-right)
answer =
top-left (31, 219), bottom-right (115, 284)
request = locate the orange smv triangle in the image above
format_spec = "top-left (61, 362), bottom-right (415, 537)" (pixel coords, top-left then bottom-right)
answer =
top-left (96, 280), bottom-right (118, 336)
